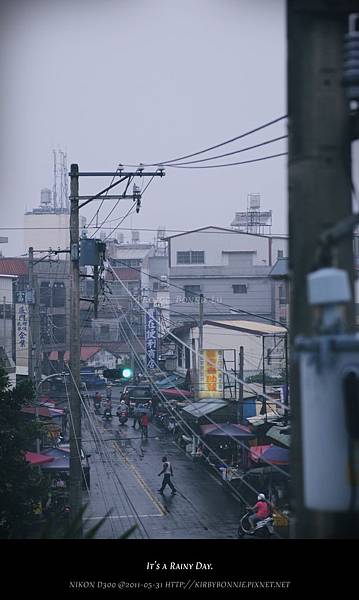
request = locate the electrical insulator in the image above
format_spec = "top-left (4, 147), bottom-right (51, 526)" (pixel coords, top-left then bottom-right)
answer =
top-left (343, 13), bottom-right (359, 104)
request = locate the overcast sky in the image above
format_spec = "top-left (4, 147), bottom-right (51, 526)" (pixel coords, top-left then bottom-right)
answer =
top-left (0, 0), bottom-right (287, 256)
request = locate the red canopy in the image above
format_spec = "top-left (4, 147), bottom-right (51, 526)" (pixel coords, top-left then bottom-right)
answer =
top-left (250, 444), bottom-right (289, 465)
top-left (25, 451), bottom-right (55, 465)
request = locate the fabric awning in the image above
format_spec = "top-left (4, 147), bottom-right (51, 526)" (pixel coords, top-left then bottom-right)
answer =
top-left (200, 423), bottom-right (255, 438)
top-left (250, 444), bottom-right (289, 465)
top-left (25, 451), bottom-right (54, 465)
top-left (265, 425), bottom-right (290, 448)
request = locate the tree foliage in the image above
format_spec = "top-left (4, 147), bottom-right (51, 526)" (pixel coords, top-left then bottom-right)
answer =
top-left (0, 370), bottom-right (49, 538)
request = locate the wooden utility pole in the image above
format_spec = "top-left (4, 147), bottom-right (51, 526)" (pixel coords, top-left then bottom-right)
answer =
top-left (69, 164), bottom-right (82, 534)
top-left (288, 0), bottom-right (359, 538)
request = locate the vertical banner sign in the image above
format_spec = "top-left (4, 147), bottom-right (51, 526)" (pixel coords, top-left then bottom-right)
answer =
top-left (16, 303), bottom-right (29, 375)
top-left (145, 308), bottom-right (158, 370)
top-left (199, 349), bottom-right (224, 398)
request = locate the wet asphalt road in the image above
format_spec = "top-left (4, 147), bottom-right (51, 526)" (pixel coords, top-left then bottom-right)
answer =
top-left (81, 388), bottom-right (241, 540)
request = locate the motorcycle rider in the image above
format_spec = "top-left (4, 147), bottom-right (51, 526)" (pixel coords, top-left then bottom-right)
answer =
top-left (94, 391), bottom-right (102, 411)
top-left (247, 493), bottom-right (272, 531)
top-left (117, 400), bottom-right (129, 424)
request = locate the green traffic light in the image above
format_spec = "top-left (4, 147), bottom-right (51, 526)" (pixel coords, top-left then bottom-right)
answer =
top-left (122, 368), bottom-right (133, 379)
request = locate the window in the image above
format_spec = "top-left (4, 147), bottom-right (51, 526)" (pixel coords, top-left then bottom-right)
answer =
top-left (232, 284), bottom-right (247, 294)
top-left (176, 251), bottom-right (205, 264)
top-left (153, 281), bottom-right (159, 292)
top-left (53, 282), bottom-right (66, 307)
top-left (177, 251), bottom-right (191, 264)
top-left (279, 286), bottom-right (287, 305)
top-left (190, 251), bottom-right (205, 264)
top-left (100, 325), bottom-right (110, 338)
top-left (184, 285), bottom-right (201, 301)
top-left (40, 282), bottom-right (51, 306)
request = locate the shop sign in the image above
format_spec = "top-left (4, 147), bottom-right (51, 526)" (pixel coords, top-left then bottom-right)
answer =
top-left (145, 308), bottom-right (158, 370)
top-left (199, 349), bottom-right (224, 398)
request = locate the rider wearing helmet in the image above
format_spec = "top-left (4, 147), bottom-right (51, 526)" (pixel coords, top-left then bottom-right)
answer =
top-left (248, 493), bottom-right (271, 531)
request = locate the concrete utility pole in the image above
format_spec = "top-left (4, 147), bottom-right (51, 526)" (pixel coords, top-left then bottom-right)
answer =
top-left (3, 296), bottom-right (6, 354)
top-left (28, 247), bottom-right (34, 380)
top-left (69, 164), bottom-right (82, 534)
top-left (67, 165), bottom-right (165, 534)
top-left (198, 293), bottom-right (204, 354)
top-left (238, 345), bottom-right (244, 422)
top-left (288, 0), bottom-right (359, 538)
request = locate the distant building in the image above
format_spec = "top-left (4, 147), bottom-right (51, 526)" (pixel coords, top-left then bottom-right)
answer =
top-left (165, 226), bottom-right (288, 325)
top-left (24, 188), bottom-right (86, 254)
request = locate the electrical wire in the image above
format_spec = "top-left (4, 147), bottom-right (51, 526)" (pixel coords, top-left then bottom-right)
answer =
top-left (90, 175), bottom-right (135, 240)
top-left (66, 364), bottom-right (150, 538)
top-left (102, 204), bottom-right (137, 243)
top-left (120, 114), bottom-right (287, 167)
top-left (106, 262), bottom-right (289, 412)
top-left (166, 152), bottom-right (288, 170)
top-left (109, 295), bottom-right (289, 509)
top-left (163, 136), bottom-right (287, 167)
top-left (109, 258), bottom-right (288, 330)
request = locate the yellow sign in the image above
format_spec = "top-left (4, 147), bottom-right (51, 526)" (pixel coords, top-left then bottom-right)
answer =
top-left (198, 349), bottom-right (224, 398)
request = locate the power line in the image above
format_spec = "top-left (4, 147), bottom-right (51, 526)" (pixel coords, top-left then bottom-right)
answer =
top-left (121, 114), bottom-right (287, 166)
top-left (90, 175), bottom-right (135, 240)
top-left (164, 135), bottom-right (287, 167)
top-left (166, 152), bottom-right (288, 170)
top-left (109, 258), bottom-right (288, 329)
top-left (106, 263), bottom-right (289, 413)
top-left (108, 295), bottom-right (289, 492)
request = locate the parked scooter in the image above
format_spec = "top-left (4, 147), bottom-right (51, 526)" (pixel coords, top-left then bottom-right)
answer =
top-left (237, 511), bottom-right (275, 539)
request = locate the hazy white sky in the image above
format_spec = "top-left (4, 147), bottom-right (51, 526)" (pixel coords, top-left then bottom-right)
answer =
top-left (0, 0), bottom-right (287, 255)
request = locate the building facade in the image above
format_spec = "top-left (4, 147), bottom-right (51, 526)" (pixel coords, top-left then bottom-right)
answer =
top-left (165, 226), bottom-right (288, 325)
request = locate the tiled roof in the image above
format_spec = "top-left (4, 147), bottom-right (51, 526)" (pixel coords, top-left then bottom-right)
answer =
top-left (0, 258), bottom-right (28, 276)
top-left (49, 346), bottom-right (101, 362)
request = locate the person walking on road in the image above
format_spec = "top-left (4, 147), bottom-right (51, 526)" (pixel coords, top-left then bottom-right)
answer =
top-left (140, 412), bottom-right (149, 440)
top-left (158, 456), bottom-right (176, 495)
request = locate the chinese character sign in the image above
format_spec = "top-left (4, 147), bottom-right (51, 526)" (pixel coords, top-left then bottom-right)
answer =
top-left (198, 349), bottom-right (224, 398)
top-left (145, 308), bottom-right (158, 370)
top-left (16, 303), bottom-right (29, 373)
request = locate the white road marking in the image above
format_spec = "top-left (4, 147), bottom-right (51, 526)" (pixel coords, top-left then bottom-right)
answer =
top-left (87, 514), bottom-right (163, 520)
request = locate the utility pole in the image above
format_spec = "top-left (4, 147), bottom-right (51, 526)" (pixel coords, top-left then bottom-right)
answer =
top-left (238, 345), bottom-right (244, 422)
top-left (93, 265), bottom-right (99, 319)
top-left (2, 296), bottom-right (5, 348)
top-left (33, 274), bottom-right (41, 390)
top-left (66, 165), bottom-right (165, 533)
top-left (288, 0), bottom-right (359, 538)
top-left (198, 293), bottom-right (204, 354)
top-left (28, 247), bottom-right (34, 380)
top-left (69, 164), bottom-right (82, 535)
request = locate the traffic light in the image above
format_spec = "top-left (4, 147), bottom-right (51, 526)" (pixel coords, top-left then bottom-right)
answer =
top-left (119, 365), bottom-right (133, 380)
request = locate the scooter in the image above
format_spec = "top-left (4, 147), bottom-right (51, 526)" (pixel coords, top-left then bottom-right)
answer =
top-left (237, 511), bottom-right (275, 539)
top-left (103, 408), bottom-right (113, 422)
top-left (117, 409), bottom-right (129, 426)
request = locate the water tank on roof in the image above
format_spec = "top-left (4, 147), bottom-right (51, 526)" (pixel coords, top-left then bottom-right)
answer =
top-left (40, 188), bottom-right (52, 207)
top-left (248, 193), bottom-right (261, 210)
top-left (132, 230), bottom-right (140, 244)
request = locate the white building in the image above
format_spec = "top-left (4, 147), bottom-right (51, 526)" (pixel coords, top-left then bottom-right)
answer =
top-left (165, 226), bottom-right (288, 323)
top-left (24, 210), bottom-right (86, 254)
